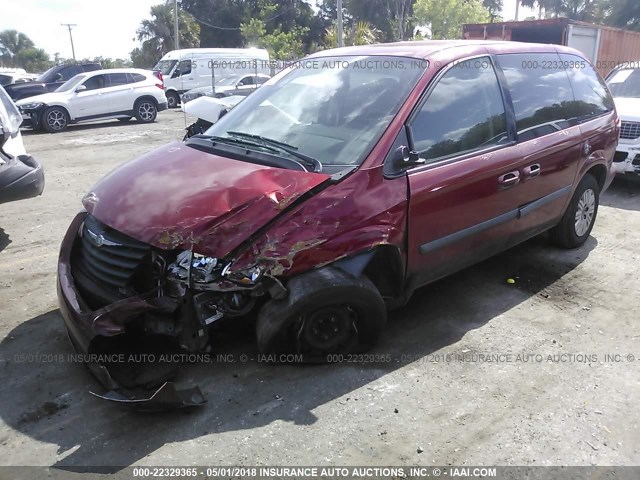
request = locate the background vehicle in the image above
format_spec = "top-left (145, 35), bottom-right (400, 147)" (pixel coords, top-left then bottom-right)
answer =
top-left (3, 63), bottom-right (102, 101)
top-left (181, 73), bottom-right (271, 103)
top-left (0, 86), bottom-right (44, 204)
top-left (153, 48), bottom-right (270, 108)
top-left (606, 64), bottom-right (640, 176)
top-left (0, 68), bottom-right (38, 87)
top-left (17, 68), bottom-right (167, 133)
top-left (182, 94), bottom-right (244, 140)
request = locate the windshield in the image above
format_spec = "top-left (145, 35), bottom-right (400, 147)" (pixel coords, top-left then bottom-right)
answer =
top-left (55, 74), bottom-right (87, 92)
top-left (216, 76), bottom-right (240, 86)
top-left (205, 56), bottom-right (425, 167)
top-left (607, 68), bottom-right (640, 98)
top-left (36, 65), bottom-right (61, 83)
top-left (0, 74), bottom-right (12, 86)
top-left (154, 60), bottom-right (178, 76)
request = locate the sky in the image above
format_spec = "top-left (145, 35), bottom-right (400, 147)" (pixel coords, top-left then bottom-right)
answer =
top-left (0, 0), bottom-right (537, 61)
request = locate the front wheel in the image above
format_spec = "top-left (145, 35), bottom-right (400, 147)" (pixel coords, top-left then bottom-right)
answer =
top-left (134, 99), bottom-right (158, 123)
top-left (550, 174), bottom-right (599, 248)
top-left (256, 267), bottom-right (387, 362)
top-left (41, 106), bottom-right (69, 133)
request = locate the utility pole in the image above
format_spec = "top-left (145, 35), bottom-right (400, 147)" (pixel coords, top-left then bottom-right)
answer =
top-left (337, 0), bottom-right (344, 47)
top-left (174, 0), bottom-right (179, 50)
top-left (61, 23), bottom-right (77, 61)
top-left (515, 0), bottom-right (520, 21)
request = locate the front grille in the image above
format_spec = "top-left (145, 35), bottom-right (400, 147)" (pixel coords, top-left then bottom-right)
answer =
top-left (620, 121), bottom-right (640, 140)
top-left (72, 215), bottom-right (151, 307)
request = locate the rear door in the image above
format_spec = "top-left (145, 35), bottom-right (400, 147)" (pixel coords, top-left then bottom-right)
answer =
top-left (495, 53), bottom-right (583, 245)
top-left (404, 56), bottom-right (524, 285)
top-left (106, 73), bottom-right (133, 113)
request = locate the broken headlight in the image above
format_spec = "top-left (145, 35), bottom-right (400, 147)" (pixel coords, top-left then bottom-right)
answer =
top-left (169, 251), bottom-right (221, 283)
top-left (224, 265), bottom-right (262, 285)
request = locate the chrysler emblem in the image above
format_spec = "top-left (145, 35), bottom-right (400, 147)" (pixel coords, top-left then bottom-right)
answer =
top-left (86, 229), bottom-right (121, 248)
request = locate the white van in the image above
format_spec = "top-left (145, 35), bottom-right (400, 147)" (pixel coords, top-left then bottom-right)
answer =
top-left (153, 48), bottom-right (270, 108)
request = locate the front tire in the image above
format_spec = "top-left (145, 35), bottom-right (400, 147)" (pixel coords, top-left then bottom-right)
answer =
top-left (550, 174), bottom-right (599, 248)
top-left (256, 267), bottom-right (387, 362)
top-left (134, 99), bottom-right (158, 123)
top-left (41, 106), bottom-right (69, 133)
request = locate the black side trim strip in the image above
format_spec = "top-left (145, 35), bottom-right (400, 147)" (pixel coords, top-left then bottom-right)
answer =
top-left (418, 185), bottom-right (572, 255)
top-left (419, 209), bottom-right (518, 255)
top-left (518, 185), bottom-right (571, 218)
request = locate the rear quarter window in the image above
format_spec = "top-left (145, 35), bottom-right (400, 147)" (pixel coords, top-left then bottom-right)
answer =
top-left (496, 53), bottom-right (575, 141)
top-left (559, 53), bottom-right (614, 121)
top-left (129, 73), bottom-right (146, 83)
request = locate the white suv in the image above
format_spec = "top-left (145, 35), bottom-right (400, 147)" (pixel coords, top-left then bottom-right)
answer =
top-left (16, 68), bottom-right (168, 133)
top-left (606, 65), bottom-right (640, 176)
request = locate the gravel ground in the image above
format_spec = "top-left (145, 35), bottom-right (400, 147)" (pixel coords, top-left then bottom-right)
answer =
top-left (0, 110), bottom-right (638, 469)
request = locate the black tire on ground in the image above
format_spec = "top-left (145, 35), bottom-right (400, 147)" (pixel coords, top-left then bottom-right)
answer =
top-left (41, 106), bottom-right (69, 133)
top-left (117, 117), bottom-right (132, 122)
top-left (166, 91), bottom-right (180, 108)
top-left (550, 173), bottom-right (600, 249)
top-left (134, 99), bottom-right (158, 123)
top-left (256, 267), bottom-right (387, 362)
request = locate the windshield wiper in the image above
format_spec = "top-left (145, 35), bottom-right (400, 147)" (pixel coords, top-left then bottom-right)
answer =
top-left (206, 136), bottom-right (310, 171)
top-left (227, 131), bottom-right (323, 173)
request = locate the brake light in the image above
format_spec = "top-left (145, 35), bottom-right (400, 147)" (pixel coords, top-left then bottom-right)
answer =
top-left (153, 70), bottom-right (164, 89)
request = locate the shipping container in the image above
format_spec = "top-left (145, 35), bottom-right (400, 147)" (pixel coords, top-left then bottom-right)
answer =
top-left (462, 18), bottom-right (640, 77)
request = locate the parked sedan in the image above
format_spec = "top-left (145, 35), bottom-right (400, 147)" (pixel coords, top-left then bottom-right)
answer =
top-left (0, 86), bottom-right (44, 204)
top-left (181, 73), bottom-right (271, 103)
top-left (16, 68), bottom-right (168, 133)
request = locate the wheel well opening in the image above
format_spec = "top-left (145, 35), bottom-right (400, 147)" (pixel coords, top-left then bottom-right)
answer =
top-left (135, 96), bottom-right (158, 107)
top-left (362, 246), bottom-right (404, 299)
top-left (586, 164), bottom-right (607, 191)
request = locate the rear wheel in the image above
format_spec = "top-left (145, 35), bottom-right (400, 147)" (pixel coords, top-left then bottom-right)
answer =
top-left (166, 91), bottom-right (180, 109)
top-left (41, 106), bottom-right (69, 133)
top-left (550, 174), bottom-right (599, 248)
top-left (134, 99), bottom-right (157, 123)
top-left (256, 267), bottom-right (387, 362)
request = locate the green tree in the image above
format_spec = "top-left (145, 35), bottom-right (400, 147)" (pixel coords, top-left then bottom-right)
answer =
top-left (414, 0), bottom-right (490, 39)
top-left (604, 0), bottom-right (640, 30)
top-left (13, 47), bottom-right (51, 71)
top-left (483, 0), bottom-right (504, 22)
top-left (520, 0), bottom-right (598, 21)
top-left (135, 2), bottom-right (200, 63)
top-left (0, 29), bottom-right (35, 67)
top-left (324, 21), bottom-right (380, 48)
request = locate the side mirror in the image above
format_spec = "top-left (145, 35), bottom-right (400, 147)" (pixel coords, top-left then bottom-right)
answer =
top-left (75, 84), bottom-right (87, 93)
top-left (393, 145), bottom-right (427, 170)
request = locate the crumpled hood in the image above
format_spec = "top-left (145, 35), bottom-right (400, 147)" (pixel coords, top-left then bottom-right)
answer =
top-left (614, 97), bottom-right (640, 121)
top-left (83, 141), bottom-right (330, 257)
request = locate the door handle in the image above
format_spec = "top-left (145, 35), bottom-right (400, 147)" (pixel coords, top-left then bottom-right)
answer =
top-left (498, 171), bottom-right (520, 189)
top-left (523, 163), bottom-right (541, 179)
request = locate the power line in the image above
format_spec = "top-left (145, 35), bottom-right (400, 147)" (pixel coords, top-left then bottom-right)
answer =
top-left (191, 4), bottom-right (296, 31)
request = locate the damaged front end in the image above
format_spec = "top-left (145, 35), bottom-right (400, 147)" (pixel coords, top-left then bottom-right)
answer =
top-left (56, 143), bottom-right (332, 409)
top-left (57, 212), bottom-right (290, 410)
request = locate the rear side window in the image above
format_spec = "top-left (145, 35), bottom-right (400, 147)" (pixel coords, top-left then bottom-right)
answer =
top-left (560, 54), bottom-right (614, 121)
top-left (129, 73), bottom-right (146, 83)
top-left (497, 53), bottom-right (575, 140)
top-left (409, 57), bottom-right (508, 162)
top-left (109, 73), bottom-right (128, 86)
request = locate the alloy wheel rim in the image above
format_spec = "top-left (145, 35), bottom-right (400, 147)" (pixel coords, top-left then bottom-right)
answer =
top-left (574, 188), bottom-right (595, 237)
top-left (47, 110), bottom-right (66, 130)
top-left (139, 103), bottom-right (155, 121)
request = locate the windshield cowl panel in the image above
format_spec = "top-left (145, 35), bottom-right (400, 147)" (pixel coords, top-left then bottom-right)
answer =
top-left (205, 55), bottom-right (425, 169)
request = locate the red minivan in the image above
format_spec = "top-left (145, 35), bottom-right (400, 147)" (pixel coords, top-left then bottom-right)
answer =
top-left (57, 41), bottom-right (618, 406)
